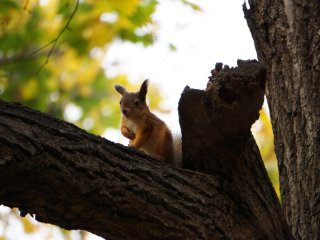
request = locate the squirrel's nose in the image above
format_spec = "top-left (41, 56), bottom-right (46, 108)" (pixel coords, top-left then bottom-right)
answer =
top-left (122, 109), bottom-right (128, 115)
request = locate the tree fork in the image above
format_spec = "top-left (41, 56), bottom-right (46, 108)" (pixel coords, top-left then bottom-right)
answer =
top-left (0, 61), bottom-right (291, 239)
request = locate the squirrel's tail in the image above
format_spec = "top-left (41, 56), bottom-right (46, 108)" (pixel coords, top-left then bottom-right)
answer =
top-left (172, 134), bottom-right (182, 168)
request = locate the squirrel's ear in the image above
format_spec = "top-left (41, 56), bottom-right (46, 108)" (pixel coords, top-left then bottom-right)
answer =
top-left (139, 79), bottom-right (149, 101)
top-left (114, 84), bottom-right (126, 95)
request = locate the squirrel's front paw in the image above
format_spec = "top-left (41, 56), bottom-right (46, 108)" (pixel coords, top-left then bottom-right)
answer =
top-left (128, 142), bottom-right (135, 148)
top-left (127, 132), bottom-right (136, 140)
top-left (123, 129), bottom-right (135, 140)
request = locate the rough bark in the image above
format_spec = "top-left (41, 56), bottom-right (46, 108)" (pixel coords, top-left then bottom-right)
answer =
top-left (244, 1), bottom-right (320, 239)
top-left (0, 61), bottom-right (291, 239)
top-left (179, 60), bottom-right (292, 239)
top-left (0, 101), bottom-right (218, 240)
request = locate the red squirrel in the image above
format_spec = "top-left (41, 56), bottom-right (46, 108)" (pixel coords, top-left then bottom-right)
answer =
top-left (114, 79), bottom-right (175, 165)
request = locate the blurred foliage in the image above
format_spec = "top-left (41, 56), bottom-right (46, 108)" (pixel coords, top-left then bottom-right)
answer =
top-left (252, 107), bottom-right (279, 197)
top-left (0, 0), bottom-right (160, 135)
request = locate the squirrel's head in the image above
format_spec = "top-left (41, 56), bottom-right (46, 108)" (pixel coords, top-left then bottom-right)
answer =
top-left (114, 79), bottom-right (149, 118)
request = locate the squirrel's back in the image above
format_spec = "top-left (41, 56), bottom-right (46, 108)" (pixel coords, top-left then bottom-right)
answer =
top-left (142, 113), bottom-right (174, 164)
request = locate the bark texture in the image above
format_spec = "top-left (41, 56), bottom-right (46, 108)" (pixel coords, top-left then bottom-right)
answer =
top-left (179, 60), bottom-right (292, 239)
top-left (0, 61), bottom-right (291, 239)
top-left (244, 1), bottom-right (320, 239)
top-left (0, 101), bottom-right (219, 240)
top-left (0, 100), bottom-right (219, 240)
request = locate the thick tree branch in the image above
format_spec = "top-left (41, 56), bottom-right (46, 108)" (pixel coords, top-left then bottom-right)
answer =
top-left (0, 60), bottom-right (292, 240)
top-left (0, 100), bottom-right (219, 239)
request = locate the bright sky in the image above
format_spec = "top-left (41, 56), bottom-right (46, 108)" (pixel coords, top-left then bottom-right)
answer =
top-left (104, 0), bottom-right (257, 143)
top-left (1, 1), bottom-right (257, 239)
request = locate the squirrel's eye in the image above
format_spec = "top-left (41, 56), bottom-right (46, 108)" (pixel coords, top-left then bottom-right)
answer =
top-left (119, 100), bottom-right (122, 105)
top-left (134, 99), bottom-right (140, 106)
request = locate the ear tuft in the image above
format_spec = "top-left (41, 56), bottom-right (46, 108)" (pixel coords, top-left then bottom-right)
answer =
top-left (139, 79), bottom-right (149, 102)
top-left (114, 84), bottom-right (126, 95)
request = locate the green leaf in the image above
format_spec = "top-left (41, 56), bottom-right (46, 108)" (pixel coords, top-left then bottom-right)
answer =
top-left (169, 43), bottom-right (177, 52)
top-left (0, 0), bottom-right (19, 13)
top-left (181, 0), bottom-right (202, 11)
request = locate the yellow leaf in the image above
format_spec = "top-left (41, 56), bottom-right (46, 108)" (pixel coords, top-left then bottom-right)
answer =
top-left (108, 0), bottom-right (140, 16)
top-left (21, 78), bottom-right (38, 100)
top-left (89, 23), bottom-right (115, 47)
top-left (21, 217), bottom-right (38, 234)
top-left (79, 85), bottom-right (92, 97)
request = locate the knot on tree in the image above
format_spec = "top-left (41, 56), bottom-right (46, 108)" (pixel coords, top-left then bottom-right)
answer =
top-left (179, 60), bottom-right (265, 143)
top-left (205, 59), bottom-right (266, 139)
top-left (178, 60), bottom-right (266, 172)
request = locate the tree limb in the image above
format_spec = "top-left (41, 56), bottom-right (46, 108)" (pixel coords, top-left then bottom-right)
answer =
top-left (0, 100), bottom-right (219, 239)
top-left (0, 60), bottom-right (292, 240)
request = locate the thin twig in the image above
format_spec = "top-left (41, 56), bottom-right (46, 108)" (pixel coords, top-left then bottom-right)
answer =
top-left (24, 0), bottom-right (30, 10)
top-left (31, 40), bottom-right (56, 56)
top-left (36, 0), bottom-right (80, 74)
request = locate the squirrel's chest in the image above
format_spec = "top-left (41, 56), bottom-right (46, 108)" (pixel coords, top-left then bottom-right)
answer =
top-left (126, 119), bottom-right (139, 132)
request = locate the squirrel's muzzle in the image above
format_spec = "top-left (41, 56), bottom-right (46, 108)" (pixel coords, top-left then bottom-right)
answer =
top-left (122, 108), bottom-right (129, 117)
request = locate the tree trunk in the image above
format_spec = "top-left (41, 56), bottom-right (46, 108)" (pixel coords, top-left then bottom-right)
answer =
top-left (0, 61), bottom-right (292, 239)
top-left (244, 1), bottom-right (320, 239)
